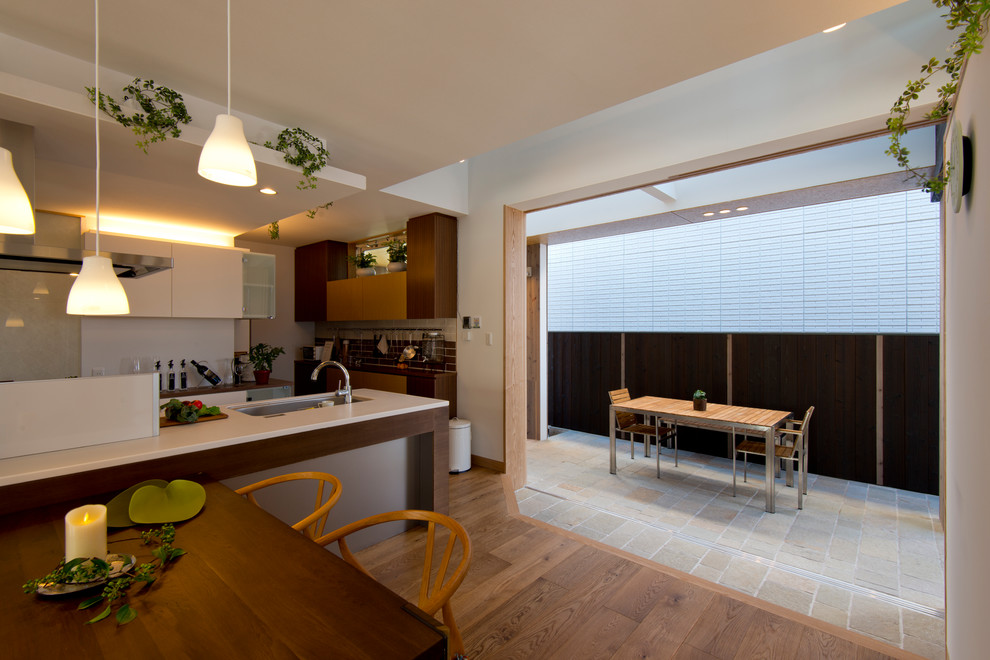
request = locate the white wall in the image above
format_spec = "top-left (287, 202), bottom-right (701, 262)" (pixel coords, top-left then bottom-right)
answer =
top-left (236, 239), bottom-right (314, 385)
top-left (944, 46), bottom-right (989, 658)
top-left (457, 0), bottom-right (950, 463)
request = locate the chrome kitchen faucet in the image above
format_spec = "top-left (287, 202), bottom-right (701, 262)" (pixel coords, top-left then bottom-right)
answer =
top-left (311, 360), bottom-right (352, 403)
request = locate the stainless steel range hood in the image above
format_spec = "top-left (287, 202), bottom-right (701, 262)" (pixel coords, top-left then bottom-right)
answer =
top-left (0, 237), bottom-right (172, 278)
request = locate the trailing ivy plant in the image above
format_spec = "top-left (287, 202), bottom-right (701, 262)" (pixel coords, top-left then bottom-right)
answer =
top-left (23, 523), bottom-right (185, 626)
top-left (267, 201), bottom-right (333, 239)
top-left (886, 0), bottom-right (989, 194)
top-left (264, 127), bottom-right (332, 190)
top-left (305, 202), bottom-right (333, 220)
top-left (87, 79), bottom-right (192, 154)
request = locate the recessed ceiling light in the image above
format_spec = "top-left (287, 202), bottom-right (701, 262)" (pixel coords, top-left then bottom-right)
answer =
top-left (736, 206), bottom-right (749, 211)
top-left (823, 23), bottom-right (846, 33)
top-left (703, 212), bottom-right (715, 217)
top-left (719, 209), bottom-right (731, 214)
top-left (259, 187), bottom-right (277, 195)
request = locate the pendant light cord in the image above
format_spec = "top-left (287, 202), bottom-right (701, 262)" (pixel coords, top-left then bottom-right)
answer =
top-left (94, 0), bottom-right (101, 256)
top-left (226, 0), bottom-right (231, 115)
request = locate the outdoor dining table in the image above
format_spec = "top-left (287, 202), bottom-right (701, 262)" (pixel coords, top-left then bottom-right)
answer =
top-left (609, 396), bottom-right (792, 513)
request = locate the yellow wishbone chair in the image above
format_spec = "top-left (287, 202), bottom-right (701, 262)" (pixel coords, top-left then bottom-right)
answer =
top-left (316, 509), bottom-right (472, 659)
top-left (235, 471), bottom-right (342, 540)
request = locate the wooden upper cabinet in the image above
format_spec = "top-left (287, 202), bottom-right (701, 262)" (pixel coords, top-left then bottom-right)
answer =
top-left (407, 212), bottom-right (457, 319)
top-left (295, 240), bottom-right (348, 321)
top-left (326, 273), bottom-right (406, 321)
top-left (362, 272), bottom-right (407, 320)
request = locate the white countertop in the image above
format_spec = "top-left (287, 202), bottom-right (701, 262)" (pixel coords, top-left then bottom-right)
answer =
top-left (0, 389), bottom-right (447, 488)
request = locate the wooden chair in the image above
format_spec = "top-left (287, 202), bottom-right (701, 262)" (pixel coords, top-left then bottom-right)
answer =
top-left (316, 510), bottom-right (472, 659)
top-left (608, 388), bottom-right (676, 461)
top-left (732, 407), bottom-right (814, 509)
top-left (235, 471), bottom-right (342, 540)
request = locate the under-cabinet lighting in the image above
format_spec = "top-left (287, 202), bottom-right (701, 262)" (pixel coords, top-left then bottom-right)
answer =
top-left (736, 206), bottom-right (749, 211)
top-left (718, 209), bottom-right (731, 214)
top-left (823, 23), bottom-right (846, 33)
top-left (259, 187), bottom-right (277, 195)
top-left (703, 212), bottom-right (715, 217)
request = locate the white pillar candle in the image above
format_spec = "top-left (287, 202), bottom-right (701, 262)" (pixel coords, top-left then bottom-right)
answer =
top-left (64, 504), bottom-right (107, 561)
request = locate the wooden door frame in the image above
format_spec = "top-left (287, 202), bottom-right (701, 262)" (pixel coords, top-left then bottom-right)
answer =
top-left (504, 205), bottom-right (527, 490)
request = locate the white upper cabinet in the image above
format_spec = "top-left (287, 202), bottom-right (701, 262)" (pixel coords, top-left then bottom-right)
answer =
top-left (83, 233), bottom-right (172, 317)
top-left (242, 252), bottom-right (276, 319)
top-left (171, 243), bottom-right (245, 318)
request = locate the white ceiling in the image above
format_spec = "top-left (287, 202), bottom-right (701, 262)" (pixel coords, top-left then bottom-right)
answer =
top-left (0, 0), bottom-right (912, 246)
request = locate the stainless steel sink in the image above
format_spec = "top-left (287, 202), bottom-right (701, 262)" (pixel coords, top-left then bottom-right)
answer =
top-left (228, 394), bottom-right (370, 417)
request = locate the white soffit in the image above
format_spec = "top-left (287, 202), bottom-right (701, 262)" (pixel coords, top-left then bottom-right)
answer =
top-left (381, 161), bottom-right (469, 216)
top-left (526, 127), bottom-right (935, 236)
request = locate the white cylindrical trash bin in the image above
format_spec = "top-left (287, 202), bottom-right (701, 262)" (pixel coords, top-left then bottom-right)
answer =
top-left (449, 417), bottom-right (471, 473)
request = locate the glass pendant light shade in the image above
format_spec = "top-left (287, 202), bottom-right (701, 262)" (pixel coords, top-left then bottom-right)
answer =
top-left (0, 147), bottom-right (35, 234)
top-left (198, 114), bottom-right (257, 186)
top-left (66, 255), bottom-right (130, 315)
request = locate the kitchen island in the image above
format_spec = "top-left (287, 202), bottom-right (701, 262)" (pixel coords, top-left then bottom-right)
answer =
top-left (0, 389), bottom-right (449, 516)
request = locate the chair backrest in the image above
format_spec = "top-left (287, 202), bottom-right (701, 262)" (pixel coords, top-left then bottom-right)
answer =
top-left (235, 471), bottom-right (342, 540)
top-left (798, 406), bottom-right (814, 448)
top-left (608, 388), bottom-right (639, 431)
top-left (315, 509), bottom-right (472, 617)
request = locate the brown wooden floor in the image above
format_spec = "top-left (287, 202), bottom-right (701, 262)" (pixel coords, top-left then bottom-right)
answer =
top-left (355, 468), bottom-right (924, 659)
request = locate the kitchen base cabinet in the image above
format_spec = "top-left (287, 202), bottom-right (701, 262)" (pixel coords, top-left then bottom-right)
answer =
top-left (245, 385), bottom-right (292, 401)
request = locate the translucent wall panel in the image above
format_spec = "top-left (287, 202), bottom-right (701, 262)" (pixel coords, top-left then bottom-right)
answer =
top-left (547, 190), bottom-right (939, 333)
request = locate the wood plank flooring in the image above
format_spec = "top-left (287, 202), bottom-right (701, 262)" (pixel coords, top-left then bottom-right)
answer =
top-left (354, 468), bottom-right (922, 659)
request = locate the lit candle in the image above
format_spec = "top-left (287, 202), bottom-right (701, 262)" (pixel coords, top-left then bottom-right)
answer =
top-left (64, 504), bottom-right (107, 561)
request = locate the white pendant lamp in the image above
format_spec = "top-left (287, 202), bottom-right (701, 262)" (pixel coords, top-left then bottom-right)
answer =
top-left (67, 0), bottom-right (129, 316)
top-left (0, 147), bottom-right (35, 234)
top-left (198, 0), bottom-right (256, 186)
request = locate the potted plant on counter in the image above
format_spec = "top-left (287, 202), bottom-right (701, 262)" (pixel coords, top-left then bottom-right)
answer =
top-left (385, 240), bottom-right (407, 273)
top-left (693, 389), bottom-right (707, 411)
top-left (249, 343), bottom-right (285, 385)
top-left (348, 252), bottom-right (378, 277)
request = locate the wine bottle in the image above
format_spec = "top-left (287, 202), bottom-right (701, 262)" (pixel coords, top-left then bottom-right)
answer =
top-left (191, 360), bottom-right (222, 386)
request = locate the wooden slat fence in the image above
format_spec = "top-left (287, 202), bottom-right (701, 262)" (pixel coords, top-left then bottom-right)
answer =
top-left (547, 331), bottom-right (940, 494)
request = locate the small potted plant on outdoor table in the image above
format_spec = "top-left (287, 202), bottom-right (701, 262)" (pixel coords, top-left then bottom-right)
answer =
top-left (693, 389), bottom-right (707, 411)
top-left (348, 252), bottom-right (378, 277)
top-left (385, 240), bottom-right (407, 273)
top-left (249, 343), bottom-right (285, 385)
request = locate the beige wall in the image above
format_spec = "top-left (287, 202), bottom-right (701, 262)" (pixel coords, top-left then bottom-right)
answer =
top-left (944, 46), bottom-right (989, 657)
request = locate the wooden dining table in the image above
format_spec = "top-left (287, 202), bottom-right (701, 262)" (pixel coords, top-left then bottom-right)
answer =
top-left (609, 396), bottom-right (792, 513)
top-left (0, 478), bottom-right (446, 659)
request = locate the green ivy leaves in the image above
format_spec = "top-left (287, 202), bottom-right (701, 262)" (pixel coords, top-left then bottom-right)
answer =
top-left (887, 0), bottom-right (989, 194)
top-left (264, 127), bottom-right (333, 190)
top-left (87, 79), bottom-right (192, 154)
